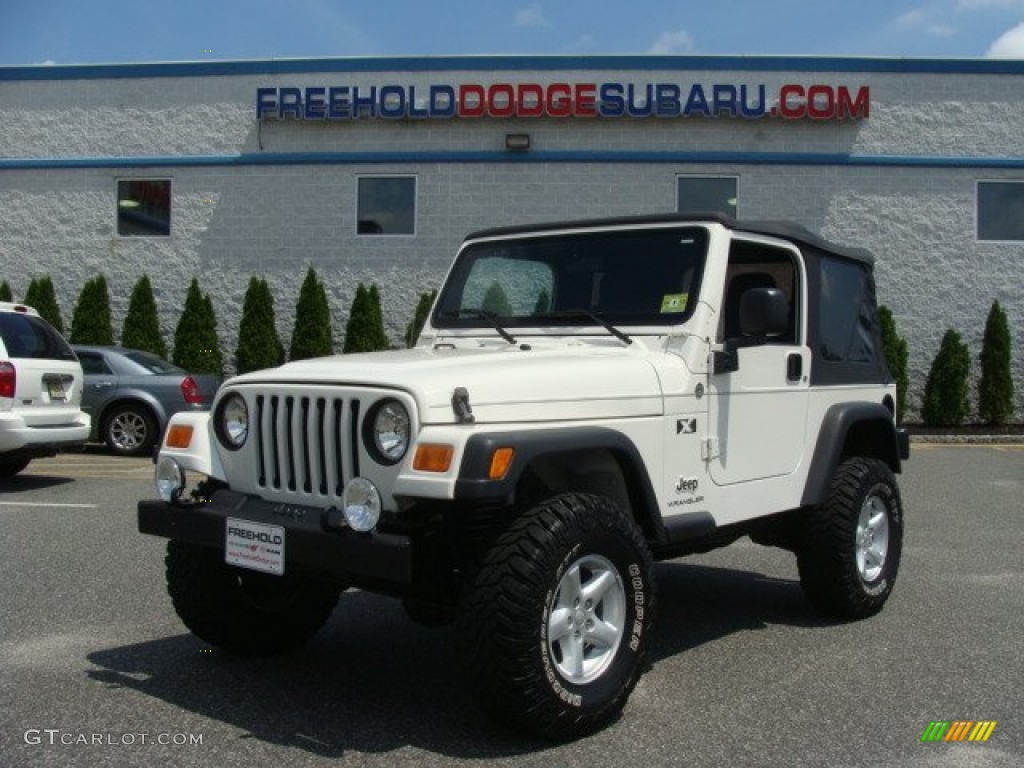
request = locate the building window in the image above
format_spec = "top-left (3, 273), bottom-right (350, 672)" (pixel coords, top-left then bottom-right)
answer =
top-left (977, 181), bottom-right (1024, 241)
top-left (117, 179), bottom-right (171, 236)
top-left (357, 176), bottom-right (416, 235)
top-left (677, 176), bottom-right (738, 218)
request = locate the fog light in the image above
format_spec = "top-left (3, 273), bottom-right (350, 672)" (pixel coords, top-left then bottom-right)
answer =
top-left (342, 477), bottom-right (381, 532)
top-left (156, 456), bottom-right (186, 502)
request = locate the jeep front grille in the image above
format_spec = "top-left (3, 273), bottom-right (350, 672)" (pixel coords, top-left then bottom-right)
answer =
top-left (254, 394), bottom-right (361, 498)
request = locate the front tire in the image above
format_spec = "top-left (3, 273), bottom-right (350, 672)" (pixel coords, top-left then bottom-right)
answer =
top-left (165, 540), bottom-right (341, 656)
top-left (798, 458), bottom-right (904, 619)
top-left (458, 493), bottom-right (655, 740)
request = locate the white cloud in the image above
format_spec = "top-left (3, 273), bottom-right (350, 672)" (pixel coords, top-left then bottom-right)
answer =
top-left (515, 3), bottom-right (548, 28)
top-left (927, 23), bottom-right (956, 38)
top-left (957, 0), bottom-right (1024, 10)
top-left (894, 9), bottom-right (927, 26)
top-left (986, 21), bottom-right (1024, 56)
top-left (648, 30), bottom-right (694, 54)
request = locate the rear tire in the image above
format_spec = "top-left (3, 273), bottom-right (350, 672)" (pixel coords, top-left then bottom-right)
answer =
top-left (104, 403), bottom-right (157, 457)
top-left (165, 540), bottom-right (341, 656)
top-left (458, 493), bottom-right (655, 740)
top-left (0, 457), bottom-right (31, 478)
top-left (798, 458), bottom-right (903, 619)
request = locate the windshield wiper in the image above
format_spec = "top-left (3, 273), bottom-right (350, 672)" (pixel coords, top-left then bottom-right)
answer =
top-left (438, 308), bottom-right (517, 344)
top-left (541, 309), bottom-right (633, 345)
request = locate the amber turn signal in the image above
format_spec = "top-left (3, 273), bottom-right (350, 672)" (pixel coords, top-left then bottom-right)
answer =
top-left (413, 443), bottom-right (454, 473)
top-left (165, 424), bottom-right (194, 449)
top-left (488, 447), bottom-right (515, 480)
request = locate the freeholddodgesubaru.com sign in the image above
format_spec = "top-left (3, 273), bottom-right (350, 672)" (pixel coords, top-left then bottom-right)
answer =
top-left (256, 81), bottom-right (869, 121)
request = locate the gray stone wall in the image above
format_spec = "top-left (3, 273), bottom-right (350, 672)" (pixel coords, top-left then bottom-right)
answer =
top-left (0, 61), bottom-right (1020, 420)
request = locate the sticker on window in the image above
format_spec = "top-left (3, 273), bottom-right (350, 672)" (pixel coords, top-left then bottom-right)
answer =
top-left (660, 293), bottom-right (688, 313)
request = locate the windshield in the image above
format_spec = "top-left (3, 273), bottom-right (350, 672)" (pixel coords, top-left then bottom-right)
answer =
top-left (434, 226), bottom-right (708, 331)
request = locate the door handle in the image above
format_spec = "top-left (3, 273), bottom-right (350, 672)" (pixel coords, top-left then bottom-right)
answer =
top-left (92, 381), bottom-right (114, 389)
top-left (786, 353), bottom-right (803, 382)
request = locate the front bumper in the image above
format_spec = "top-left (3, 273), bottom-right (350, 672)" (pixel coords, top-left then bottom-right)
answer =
top-left (138, 489), bottom-right (413, 586)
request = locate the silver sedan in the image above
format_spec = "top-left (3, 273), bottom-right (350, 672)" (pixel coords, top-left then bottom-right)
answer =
top-left (74, 345), bottom-right (219, 457)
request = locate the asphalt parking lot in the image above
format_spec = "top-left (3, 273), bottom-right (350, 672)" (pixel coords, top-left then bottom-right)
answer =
top-left (1, 445), bottom-right (1021, 767)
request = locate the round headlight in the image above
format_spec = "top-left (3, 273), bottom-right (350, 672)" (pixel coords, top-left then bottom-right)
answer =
top-left (217, 393), bottom-right (249, 450)
top-left (367, 399), bottom-right (410, 464)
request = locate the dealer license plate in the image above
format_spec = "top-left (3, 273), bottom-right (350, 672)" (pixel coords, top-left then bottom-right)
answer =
top-left (46, 378), bottom-right (67, 401)
top-left (225, 517), bottom-right (285, 575)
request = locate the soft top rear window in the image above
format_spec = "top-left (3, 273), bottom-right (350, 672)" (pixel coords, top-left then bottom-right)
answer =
top-left (0, 312), bottom-right (76, 361)
top-left (435, 226), bottom-right (709, 331)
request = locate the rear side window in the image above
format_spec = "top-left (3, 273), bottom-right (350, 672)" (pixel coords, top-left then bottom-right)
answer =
top-left (818, 258), bottom-right (875, 363)
top-left (0, 313), bottom-right (77, 361)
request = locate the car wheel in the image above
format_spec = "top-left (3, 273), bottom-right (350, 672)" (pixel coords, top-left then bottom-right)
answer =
top-left (103, 404), bottom-right (157, 457)
top-left (0, 457), bottom-right (31, 478)
top-left (458, 493), bottom-right (655, 740)
top-left (798, 458), bottom-right (904, 619)
top-left (165, 540), bottom-right (342, 656)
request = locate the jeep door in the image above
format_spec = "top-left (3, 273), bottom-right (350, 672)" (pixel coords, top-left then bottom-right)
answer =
top-left (707, 237), bottom-right (810, 486)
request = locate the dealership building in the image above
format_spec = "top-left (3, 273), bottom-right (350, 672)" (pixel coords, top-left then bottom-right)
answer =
top-left (0, 55), bottom-right (1021, 418)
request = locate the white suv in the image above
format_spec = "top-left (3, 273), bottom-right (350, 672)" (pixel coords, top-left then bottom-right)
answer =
top-left (0, 302), bottom-right (90, 478)
top-left (139, 214), bottom-right (909, 739)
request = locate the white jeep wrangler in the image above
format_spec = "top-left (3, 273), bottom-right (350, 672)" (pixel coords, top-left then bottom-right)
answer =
top-left (139, 214), bottom-right (909, 739)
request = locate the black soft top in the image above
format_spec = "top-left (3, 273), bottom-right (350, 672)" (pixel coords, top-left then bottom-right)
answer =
top-left (465, 213), bottom-right (874, 266)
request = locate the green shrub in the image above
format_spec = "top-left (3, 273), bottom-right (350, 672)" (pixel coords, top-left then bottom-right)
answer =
top-left (69, 275), bottom-right (114, 345)
top-left (922, 329), bottom-right (970, 427)
top-left (172, 279), bottom-right (223, 376)
top-left (121, 274), bottom-right (167, 357)
top-left (367, 284), bottom-right (391, 350)
top-left (236, 276), bottom-right (284, 374)
top-left (978, 300), bottom-right (1015, 426)
top-left (481, 282), bottom-right (512, 315)
top-left (24, 275), bottom-right (65, 334)
top-left (289, 267), bottom-right (334, 361)
top-left (405, 289), bottom-right (437, 347)
top-left (877, 306), bottom-right (909, 422)
top-left (343, 283), bottom-right (390, 353)
top-left (0, 280), bottom-right (13, 302)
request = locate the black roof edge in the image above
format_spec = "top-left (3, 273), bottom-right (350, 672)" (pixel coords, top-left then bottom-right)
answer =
top-left (464, 212), bottom-right (874, 265)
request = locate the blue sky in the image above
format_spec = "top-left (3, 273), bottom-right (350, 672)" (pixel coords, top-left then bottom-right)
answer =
top-left (2, 0), bottom-right (1024, 66)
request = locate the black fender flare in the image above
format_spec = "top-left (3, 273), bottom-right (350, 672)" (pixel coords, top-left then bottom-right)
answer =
top-left (453, 426), bottom-right (667, 544)
top-left (801, 402), bottom-right (908, 508)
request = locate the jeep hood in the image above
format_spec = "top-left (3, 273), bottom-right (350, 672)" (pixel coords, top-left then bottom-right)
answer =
top-left (229, 344), bottom-right (663, 424)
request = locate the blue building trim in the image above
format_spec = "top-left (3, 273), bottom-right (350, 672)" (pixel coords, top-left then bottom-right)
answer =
top-left (3, 55), bottom-right (1024, 81)
top-left (2, 150), bottom-right (1024, 171)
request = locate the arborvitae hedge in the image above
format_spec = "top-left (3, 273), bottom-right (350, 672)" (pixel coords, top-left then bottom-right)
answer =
top-left (922, 329), bottom-right (970, 427)
top-left (172, 279), bottom-right (223, 376)
top-left (481, 282), bottom-right (512, 315)
top-left (24, 275), bottom-right (65, 334)
top-left (405, 289), bottom-right (437, 347)
top-left (236, 276), bottom-right (284, 374)
top-left (121, 274), bottom-right (167, 358)
top-left (0, 281), bottom-right (11, 302)
top-left (289, 267), bottom-right (334, 361)
top-left (368, 284), bottom-right (391, 350)
top-left (70, 275), bottom-right (114, 345)
top-left (343, 283), bottom-right (389, 353)
top-left (878, 306), bottom-right (909, 422)
top-left (978, 300), bottom-right (1015, 426)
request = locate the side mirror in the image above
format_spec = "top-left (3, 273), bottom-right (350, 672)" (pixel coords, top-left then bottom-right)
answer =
top-left (739, 287), bottom-right (788, 338)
